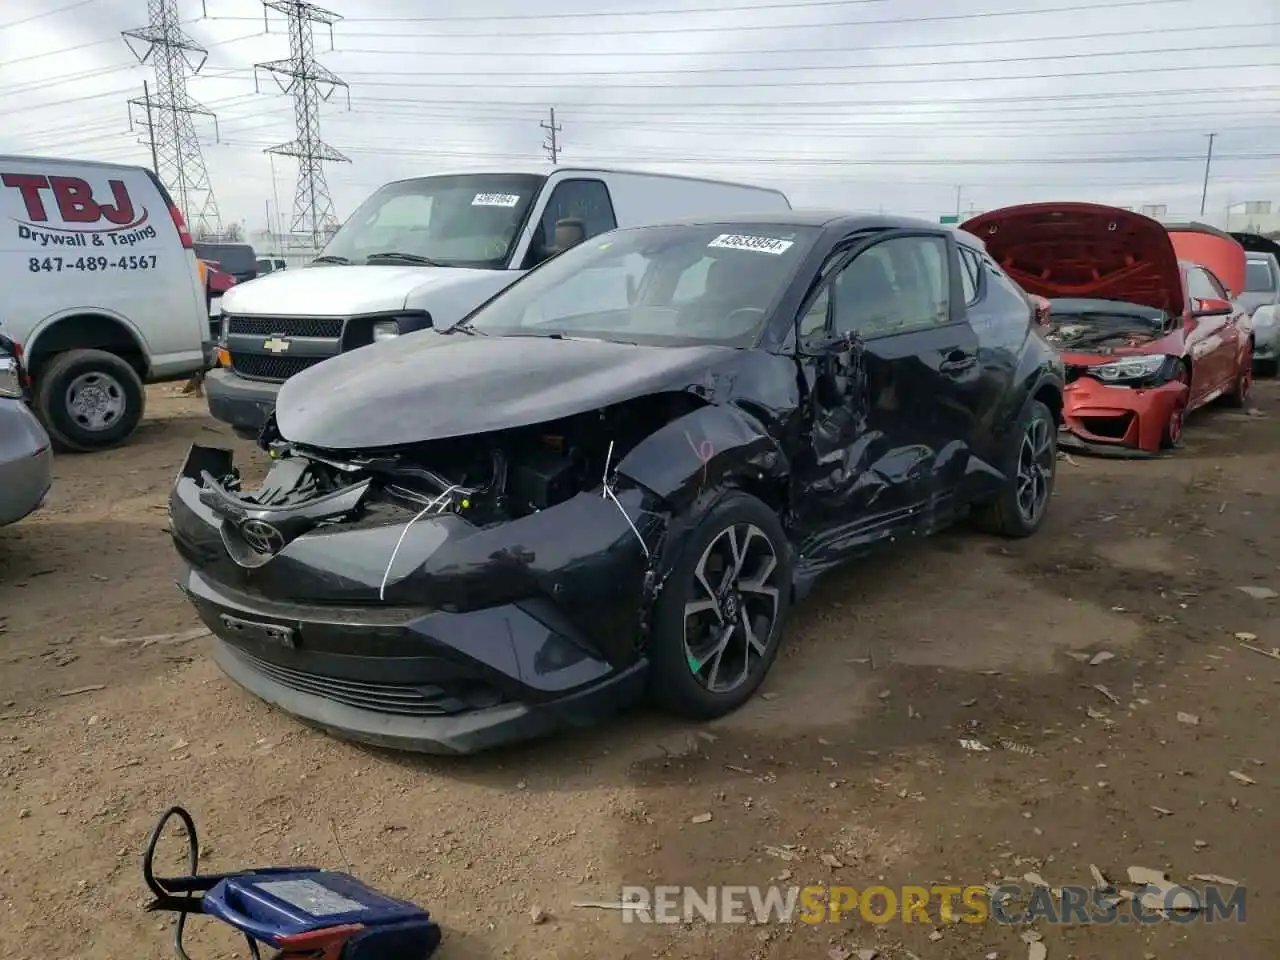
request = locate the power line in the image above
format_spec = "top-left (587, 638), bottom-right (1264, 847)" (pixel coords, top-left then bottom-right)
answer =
top-left (254, 0), bottom-right (350, 248)
top-left (327, 43), bottom-right (1279, 79)
top-left (323, 22), bottom-right (1266, 58)
top-left (0, 0), bottom-right (96, 30)
top-left (122, 0), bottom-right (223, 234)
top-left (323, 0), bottom-right (1193, 39)
top-left (289, 59), bottom-right (1280, 89)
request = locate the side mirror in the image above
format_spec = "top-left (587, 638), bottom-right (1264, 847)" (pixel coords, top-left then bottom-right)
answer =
top-left (1192, 297), bottom-right (1232, 318)
top-left (552, 218), bottom-right (586, 252)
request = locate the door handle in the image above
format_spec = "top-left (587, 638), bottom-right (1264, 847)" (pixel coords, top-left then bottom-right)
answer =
top-left (939, 349), bottom-right (976, 374)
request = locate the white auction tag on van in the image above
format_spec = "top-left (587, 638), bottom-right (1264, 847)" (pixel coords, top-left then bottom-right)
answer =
top-left (707, 234), bottom-right (794, 255)
top-left (472, 193), bottom-right (521, 207)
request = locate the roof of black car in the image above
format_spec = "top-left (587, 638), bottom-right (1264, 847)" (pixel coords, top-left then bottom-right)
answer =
top-left (627, 209), bottom-right (948, 231)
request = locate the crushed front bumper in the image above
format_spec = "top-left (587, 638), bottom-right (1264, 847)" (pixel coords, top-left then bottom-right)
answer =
top-left (1059, 376), bottom-right (1188, 457)
top-left (168, 446), bottom-right (658, 754)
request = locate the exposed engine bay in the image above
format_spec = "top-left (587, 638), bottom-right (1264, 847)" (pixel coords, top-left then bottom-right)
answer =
top-left (201, 392), bottom-right (707, 535)
top-left (1045, 311), bottom-right (1172, 354)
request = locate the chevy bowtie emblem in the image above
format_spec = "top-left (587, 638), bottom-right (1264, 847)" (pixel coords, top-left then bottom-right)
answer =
top-left (263, 337), bottom-right (290, 353)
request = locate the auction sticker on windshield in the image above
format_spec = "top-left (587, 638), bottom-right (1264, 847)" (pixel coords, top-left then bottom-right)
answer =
top-left (708, 234), bottom-right (795, 255)
top-left (472, 193), bottom-right (521, 207)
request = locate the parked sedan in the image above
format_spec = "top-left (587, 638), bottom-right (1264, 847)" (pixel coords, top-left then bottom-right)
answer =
top-left (169, 212), bottom-right (1064, 754)
top-left (1231, 232), bottom-right (1280, 376)
top-left (963, 204), bottom-right (1252, 456)
top-left (0, 333), bottom-right (53, 527)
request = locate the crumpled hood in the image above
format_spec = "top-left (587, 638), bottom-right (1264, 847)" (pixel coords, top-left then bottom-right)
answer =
top-left (962, 202), bottom-right (1185, 316)
top-left (274, 330), bottom-right (738, 449)
top-left (220, 263), bottom-right (518, 320)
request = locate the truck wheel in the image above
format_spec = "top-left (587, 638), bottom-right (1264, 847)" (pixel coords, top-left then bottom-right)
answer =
top-left (35, 349), bottom-right (145, 452)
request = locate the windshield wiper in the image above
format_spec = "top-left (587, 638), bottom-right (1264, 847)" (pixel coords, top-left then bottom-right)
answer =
top-left (364, 251), bottom-right (444, 266)
top-left (311, 254), bottom-right (350, 265)
top-left (442, 320), bottom-right (487, 336)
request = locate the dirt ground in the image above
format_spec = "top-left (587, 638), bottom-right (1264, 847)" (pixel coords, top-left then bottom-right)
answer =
top-left (2, 382), bottom-right (1279, 960)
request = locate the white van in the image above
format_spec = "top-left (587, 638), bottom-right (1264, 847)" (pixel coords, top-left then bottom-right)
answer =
top-left (0, 155), bottom-right (210, 450)
top-left (205, 167), bottom-right (791, 436)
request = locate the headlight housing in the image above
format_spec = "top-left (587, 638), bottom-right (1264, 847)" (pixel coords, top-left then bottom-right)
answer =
top-left (372, 320), bottom-right (401, 342)
top-left (0, 355), bottom-right (22, 399)
top-left (1092, 354), bottom-right (1173, 384)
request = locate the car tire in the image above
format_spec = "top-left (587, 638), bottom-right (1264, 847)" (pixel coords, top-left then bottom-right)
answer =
top-left (1160, 361), bottom-right (1191, 450)
top-left (1254, 358), bottom-right (1278, 378)
top-left (974, 398), bottom-right (1057, 539)
top-left (1222, 359), bottom-right (1252, 409)
top-left (35, 349), bottom-right (145, 452)
top-left (648, 490), bottom-right (792, 720)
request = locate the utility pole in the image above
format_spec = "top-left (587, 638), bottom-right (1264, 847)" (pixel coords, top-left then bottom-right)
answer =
top-left (1199, 132), bottom-right (1216, 217)
top-left (954, 185), bottom-right (962, 219)
top-left (123, 0), bottom-right (223, 234)
top-left (541, 107), bottom-right (562, 165)
top-left (255, 0), bottom-right (351, 251)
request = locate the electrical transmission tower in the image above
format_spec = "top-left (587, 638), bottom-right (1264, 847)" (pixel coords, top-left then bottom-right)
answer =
top-left (123, 0), bottom-right (223, 235)
top-left (540, 107), bottom-right (562, 165)
top-left (254, 0), bottom-right (350, 250)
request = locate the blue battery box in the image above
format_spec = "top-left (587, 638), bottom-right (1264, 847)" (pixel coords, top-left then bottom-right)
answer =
top-left (143, 807), bottom-right (441, 960)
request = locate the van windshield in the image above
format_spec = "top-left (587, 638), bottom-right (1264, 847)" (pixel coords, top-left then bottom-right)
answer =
top-left (463, 222), bottom-right (820, 347)
top-left (319, 173), bottom-right (546, 269)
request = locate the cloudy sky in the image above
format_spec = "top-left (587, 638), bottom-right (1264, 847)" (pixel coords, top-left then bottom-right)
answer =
top-left (1, 0), bottom-right (1276, 237)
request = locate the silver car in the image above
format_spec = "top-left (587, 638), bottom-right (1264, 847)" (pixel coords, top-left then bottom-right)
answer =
top-left (0, 335), bottom-right (53, 526)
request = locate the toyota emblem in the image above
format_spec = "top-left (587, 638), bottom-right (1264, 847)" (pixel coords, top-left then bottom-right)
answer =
top-left (239, 519), bottom-right (284, 554)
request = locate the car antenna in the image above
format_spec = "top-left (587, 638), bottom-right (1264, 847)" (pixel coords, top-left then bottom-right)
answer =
top-left (600, 440), bottom-right (649, 558)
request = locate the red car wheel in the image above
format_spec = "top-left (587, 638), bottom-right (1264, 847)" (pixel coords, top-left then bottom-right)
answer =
top-left (1225, 345), bottom-right (1253, 408)
top-left (1161, 364), bottom-right (1190, 449)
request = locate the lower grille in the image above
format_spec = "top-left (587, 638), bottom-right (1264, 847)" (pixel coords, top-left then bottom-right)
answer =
top-left (228, 353), bottom-right (326, 381)
top-left (1065, 364), bottom-right (1087, 383)
top-left (230, 647), bottom-right (503, 717)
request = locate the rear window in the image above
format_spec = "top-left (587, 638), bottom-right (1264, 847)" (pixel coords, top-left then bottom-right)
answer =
top-left (194, 243), bottom-right (257, 274)
top-left (1245, 259), bottom-right (1277, 292)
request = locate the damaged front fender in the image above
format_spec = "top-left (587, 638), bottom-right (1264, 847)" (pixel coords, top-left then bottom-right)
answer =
top-left (615, 403), bottom-right (790, 509)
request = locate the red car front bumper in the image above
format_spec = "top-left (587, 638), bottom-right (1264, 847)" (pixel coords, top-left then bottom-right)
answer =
top-left (1061, 376), bottom-right (1190, 456)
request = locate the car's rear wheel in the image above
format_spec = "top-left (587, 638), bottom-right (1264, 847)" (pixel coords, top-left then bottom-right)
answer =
top-left (974, 398), bottom-right (1056, 538)
top-left (35, 349), bottom-right (145, 452)
top-left (1223, 343), bottom-right (1253, 408)
top-left (649, 491), bottom-right (791, 719)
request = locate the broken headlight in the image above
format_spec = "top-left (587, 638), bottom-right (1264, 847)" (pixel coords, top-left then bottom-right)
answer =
top-left (0, 355), bottom-right (22, 399)
top-left (1091, 354), bottom-right (1173, 385)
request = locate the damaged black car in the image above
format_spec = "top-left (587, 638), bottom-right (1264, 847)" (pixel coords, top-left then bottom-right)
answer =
top-left (169, 213), bottom-right (1065, 754)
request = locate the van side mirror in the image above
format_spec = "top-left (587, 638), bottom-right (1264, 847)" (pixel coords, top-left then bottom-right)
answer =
top-left (552, 218), bottom-right (586, 252)
top-left (1192, 297), bottom-right (1232, 318)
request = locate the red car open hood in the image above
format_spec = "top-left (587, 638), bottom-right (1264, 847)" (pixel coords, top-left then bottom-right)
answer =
top-left (961, 202), bottom-right (1184, 316)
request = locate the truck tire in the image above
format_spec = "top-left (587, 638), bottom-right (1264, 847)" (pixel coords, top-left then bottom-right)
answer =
top-left (35, 349), bottom-right (146, 452)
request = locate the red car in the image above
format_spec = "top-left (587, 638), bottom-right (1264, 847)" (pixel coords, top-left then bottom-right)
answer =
top-left (961, 203), bottom-right (1252, 456)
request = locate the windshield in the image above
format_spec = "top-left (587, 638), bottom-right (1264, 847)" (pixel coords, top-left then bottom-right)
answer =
top-left (319, 173), bottom-right (546, 269)
top-left (1245, 259), bottom-right (1277, 292)
top-left (464, 222), bottom-right (820, 346)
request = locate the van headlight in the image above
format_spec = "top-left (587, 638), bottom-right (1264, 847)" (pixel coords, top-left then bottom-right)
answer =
top-left (372, 320), bottom-right (400, 342)
top-left (1092, 354), bottom-right (1172, 384)
top-left (0, 356), bottom-right (22, 399)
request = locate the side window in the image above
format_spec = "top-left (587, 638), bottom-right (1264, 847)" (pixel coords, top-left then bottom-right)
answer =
top-left (830, 235), bottom-right (950, 337)
top-left (958, 247), bottom-right (982, 305)
top-left (1186, 267), bottom-right (1222, 301)
top-left (538, 179), bottom-right (617, 243)
top-left (982, 255), bottom-right (1030, 305)
top-left (798, 288), bottom-right (830, 340)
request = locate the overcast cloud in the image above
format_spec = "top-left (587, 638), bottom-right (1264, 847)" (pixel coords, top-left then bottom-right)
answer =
top-left (1, 0), bottom-right (1276, 234)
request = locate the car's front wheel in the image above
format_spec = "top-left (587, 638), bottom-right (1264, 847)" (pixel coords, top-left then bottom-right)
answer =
top-left (649, 491), bottom-right (791, 720)
top-left (975, 398), bottom-right (1056, 538)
